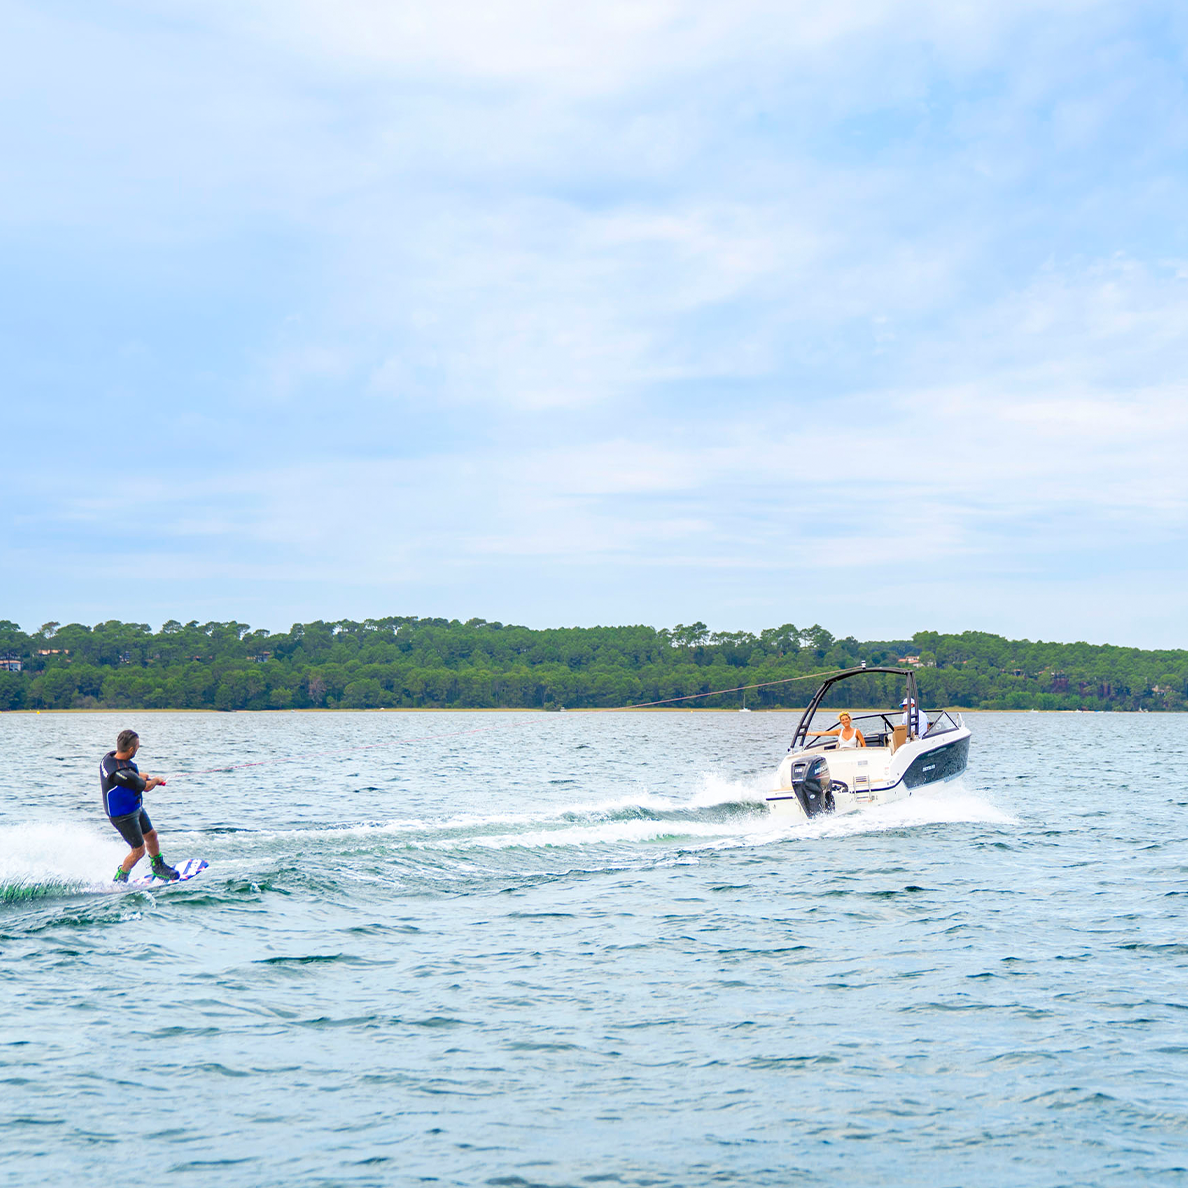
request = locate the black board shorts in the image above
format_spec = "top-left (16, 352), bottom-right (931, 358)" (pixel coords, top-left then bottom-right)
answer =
top-left (109, 808), bottom-right (154, 848)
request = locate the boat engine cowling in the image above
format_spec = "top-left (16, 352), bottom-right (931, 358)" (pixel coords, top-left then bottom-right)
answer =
top-left (790, 756), bottom-right (835, 818)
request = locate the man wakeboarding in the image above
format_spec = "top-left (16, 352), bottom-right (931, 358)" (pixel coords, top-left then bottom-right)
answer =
top-left (101, 729), bottom-right (179, 882)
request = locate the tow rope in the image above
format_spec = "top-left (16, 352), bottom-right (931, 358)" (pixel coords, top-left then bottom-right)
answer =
top-left (171, 668), bottom-right (849, 778)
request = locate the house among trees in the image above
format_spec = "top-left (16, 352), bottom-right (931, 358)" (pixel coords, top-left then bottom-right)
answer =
top-left (0, 654), bottom-right (21, 673)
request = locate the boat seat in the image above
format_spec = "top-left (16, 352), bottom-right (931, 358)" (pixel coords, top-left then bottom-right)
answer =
top-left (890, 725), bottom-right (907, 753)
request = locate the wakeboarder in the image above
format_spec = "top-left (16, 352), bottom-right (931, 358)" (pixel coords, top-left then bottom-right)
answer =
top-left (101, 729), bottom-right (179, 882)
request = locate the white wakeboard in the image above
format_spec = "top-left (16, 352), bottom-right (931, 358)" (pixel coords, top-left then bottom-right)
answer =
top-left (130, 858), bottom-right (208, 887)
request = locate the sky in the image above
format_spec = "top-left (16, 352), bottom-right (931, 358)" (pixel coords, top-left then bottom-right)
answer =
top-left (2, 0), bottom-right (1187, 646)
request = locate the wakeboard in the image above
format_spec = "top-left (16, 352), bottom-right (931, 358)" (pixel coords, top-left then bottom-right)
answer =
top-left (130, 858), bottom-right (208, 887)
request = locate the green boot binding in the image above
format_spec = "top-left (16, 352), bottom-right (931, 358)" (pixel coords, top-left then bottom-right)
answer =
top-left (150, 854), bottom-right (180, 881)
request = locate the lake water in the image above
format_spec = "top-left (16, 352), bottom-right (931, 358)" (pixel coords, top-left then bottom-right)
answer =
top-left (2, 710), bottom-right (1186, 1187)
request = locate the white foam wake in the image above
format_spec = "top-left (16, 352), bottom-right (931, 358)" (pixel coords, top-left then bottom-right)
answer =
top-left (458, 816), bottom-right (778, 851)
top-left (242, 772), bottom-right (770, 845)
top-left (0, 820), bottom-right (126, 892)
top-left (784, 780), bottom-right (1015, 841)
top-left (160, 778), bottom-right (1011, 861)
top-left (688, 772), bottom-right (770, 808)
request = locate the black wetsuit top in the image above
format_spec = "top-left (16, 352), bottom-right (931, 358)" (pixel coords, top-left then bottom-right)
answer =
top-left (100, 752), bottom-right (146, 819)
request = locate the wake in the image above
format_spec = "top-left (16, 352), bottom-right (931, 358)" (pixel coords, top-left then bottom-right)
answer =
top-left (233, 774), bottom-right (1011, 856)
top-left (0, 821), bottom-right (126, 902)
top-left (0, 777), bottom-right (1012, 899)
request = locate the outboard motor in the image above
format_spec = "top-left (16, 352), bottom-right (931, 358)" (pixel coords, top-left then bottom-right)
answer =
top-left (790, 756), bottom-right (835, 818)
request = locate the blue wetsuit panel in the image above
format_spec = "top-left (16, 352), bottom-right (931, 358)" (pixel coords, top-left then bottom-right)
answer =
top-left (100, 752), bottom-right (145, 819)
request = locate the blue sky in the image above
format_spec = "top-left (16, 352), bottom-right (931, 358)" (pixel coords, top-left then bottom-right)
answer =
top-left (3, 0), bottom-right (1187, 646)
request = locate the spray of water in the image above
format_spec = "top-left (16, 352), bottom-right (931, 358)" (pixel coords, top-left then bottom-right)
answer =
top-left (226, 774), bottom-right (1009, 854)
top-left (0, 776), bottom-right (1010, 898)
top-left (0, 821), bottom-right (125, 901)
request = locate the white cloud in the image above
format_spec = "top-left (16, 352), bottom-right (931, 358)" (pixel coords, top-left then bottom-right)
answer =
top-left (183, 0), bottom-right (1115, 96)
top-left (3, 0), bottom-right (1187, 644)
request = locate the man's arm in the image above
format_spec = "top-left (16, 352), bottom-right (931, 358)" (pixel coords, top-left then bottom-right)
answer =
top-left (110, 767), bottom-right (147, 794)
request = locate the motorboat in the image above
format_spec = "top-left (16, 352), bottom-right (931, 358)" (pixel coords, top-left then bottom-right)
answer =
top-left (766, 666), bottom-right (970, 822)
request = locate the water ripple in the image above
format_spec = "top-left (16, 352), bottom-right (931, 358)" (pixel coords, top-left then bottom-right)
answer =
top-left (2, 710), bottom-right (1187, 1186)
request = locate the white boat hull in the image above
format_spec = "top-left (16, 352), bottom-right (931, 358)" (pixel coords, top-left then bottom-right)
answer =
top-left (767, 726), bottom-right (971, 823)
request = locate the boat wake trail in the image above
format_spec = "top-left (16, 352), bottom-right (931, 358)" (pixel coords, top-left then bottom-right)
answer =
top-left (790, 779), bottom-right (1016, 842)
top-left (237, 775), bottom-right (1012, 881)
top-left (1, 779), bottom-right (1011, 905)
top-left (256, 774), bottom-right (774, 855)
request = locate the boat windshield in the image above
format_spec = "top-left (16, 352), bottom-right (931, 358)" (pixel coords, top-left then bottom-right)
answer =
top-left (800, 709), bottom-right (963, 751)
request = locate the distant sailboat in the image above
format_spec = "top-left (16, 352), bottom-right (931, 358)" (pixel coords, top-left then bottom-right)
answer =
top-left (740, 690), bottom-right (751, 713)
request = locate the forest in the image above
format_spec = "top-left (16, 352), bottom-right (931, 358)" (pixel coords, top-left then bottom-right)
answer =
top-left (1, 617), bottom-right (1185, 713)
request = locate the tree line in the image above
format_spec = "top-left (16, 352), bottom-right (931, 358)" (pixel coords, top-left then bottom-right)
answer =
top-left (0, 617), bottom-right (1185, 712)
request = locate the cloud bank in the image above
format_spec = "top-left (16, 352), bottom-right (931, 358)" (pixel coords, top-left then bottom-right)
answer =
top-left (2, 0), bottom-right (1186, 644)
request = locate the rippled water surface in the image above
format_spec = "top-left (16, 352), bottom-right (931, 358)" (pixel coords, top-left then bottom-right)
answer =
top-left (2, 710), bottom-right (1187, 1187)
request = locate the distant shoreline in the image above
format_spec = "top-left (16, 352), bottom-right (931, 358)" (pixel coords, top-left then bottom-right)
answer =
top-left (2, 706), bottom-right (1172, 715)
top-left (4, 619), bottom-right (1182, 713)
